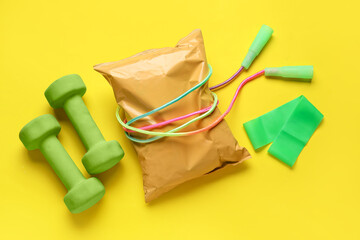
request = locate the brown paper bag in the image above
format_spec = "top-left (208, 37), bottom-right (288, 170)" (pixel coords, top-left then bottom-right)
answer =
top-left (94, 29), bottom-right (250, 202)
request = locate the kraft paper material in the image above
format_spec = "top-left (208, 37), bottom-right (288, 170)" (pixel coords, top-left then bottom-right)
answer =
top-left (94, 29), bottom-right (250, 202)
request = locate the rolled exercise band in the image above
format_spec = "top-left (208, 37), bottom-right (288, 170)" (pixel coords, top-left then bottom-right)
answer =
top-left (243, 95), bottom-right (323, 167)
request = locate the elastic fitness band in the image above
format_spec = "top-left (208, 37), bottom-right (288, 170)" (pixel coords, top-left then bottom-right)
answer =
top-left (243, 96), bottom-right (323, 166)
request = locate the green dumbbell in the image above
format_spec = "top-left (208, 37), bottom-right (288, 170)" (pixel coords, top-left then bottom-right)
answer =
top-left (45, 74), bottom-right (124, 175)
top-left (19, 114), bottom-right (105, 213)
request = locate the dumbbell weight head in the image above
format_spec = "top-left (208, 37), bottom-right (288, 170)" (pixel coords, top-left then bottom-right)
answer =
top-left (19, 114), bottom-right (105, 213)
top-left (64, 177), bottom-right (105, 214)
top-left (19, 114), bottom-right (61, 150)
top-left (82, 140), bottom-right (124, 174)
top-left (45, 74), bottom-right (86, 109)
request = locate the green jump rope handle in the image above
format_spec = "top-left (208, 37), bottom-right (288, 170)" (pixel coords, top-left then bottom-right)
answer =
top-left (19, 114), bottom-right (105, 213)
top-left (242, 25), bottom-right (273, 69)
top-left (265, 66), bottom-right (313, 81)
top-left (45, 74), bottom-right (124, 175)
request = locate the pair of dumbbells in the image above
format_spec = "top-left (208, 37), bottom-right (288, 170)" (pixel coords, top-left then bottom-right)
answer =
top-left (19, 74), bottom-right (124, 213)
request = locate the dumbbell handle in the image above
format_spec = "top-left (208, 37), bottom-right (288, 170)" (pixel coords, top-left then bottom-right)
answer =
top-left (40, 135), bottom-right (85, 190)
top-left (63, 95), bottom-right (105, 150)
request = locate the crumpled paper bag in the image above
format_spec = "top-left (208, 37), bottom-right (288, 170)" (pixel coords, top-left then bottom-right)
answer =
top-left (94, 29), bottom-right (250, 202)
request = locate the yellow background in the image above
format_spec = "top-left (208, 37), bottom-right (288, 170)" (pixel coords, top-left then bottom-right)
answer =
top-left (1, 0), bottom-right (359, 239)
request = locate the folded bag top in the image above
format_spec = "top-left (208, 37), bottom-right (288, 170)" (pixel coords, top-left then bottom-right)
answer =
top-left (94, 30), bottom-right (250, 202)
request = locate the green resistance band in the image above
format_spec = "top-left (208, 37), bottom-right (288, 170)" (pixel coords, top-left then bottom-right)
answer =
top-left (116, 92), bottom-right (218, 143)
top-left (243, 95), bottom-right (323, 167)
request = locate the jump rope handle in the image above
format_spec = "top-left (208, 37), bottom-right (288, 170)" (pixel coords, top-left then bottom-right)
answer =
top-left (242, 25), bottom-right (273, 69)
top-left (265, 66), bottom-right (313, 81)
